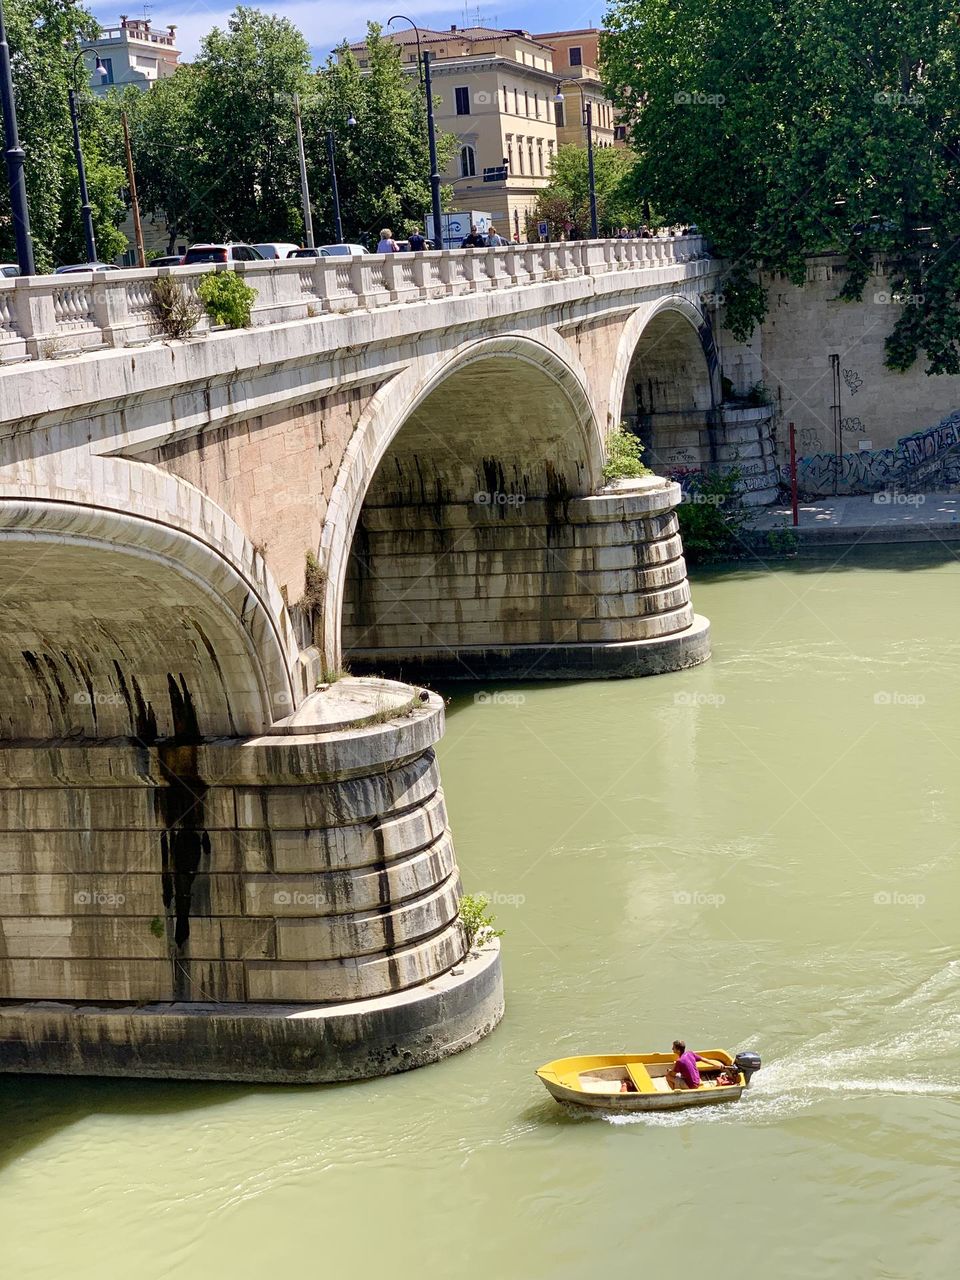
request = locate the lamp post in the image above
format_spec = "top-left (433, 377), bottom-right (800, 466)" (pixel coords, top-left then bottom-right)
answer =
top-left (293, 93), bottom-right (314, 249)
top-left (325, 113), bottom-right (356, 245)
top-left (0, 0), bottom-right (34, 275)
top-left (69, 47), bottom-right (108, 264)
top-left (554, 79), bottom-right (598, 240)
top-left (388, 15), bottom-right (443, 250)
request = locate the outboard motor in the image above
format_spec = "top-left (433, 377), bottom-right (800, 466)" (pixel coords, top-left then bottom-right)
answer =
top-left (734, 1051), bottom-right (762, 1085)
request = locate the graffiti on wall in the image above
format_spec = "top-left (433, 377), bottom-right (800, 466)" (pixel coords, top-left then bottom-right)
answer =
top-left (789, 410), bottom-right (960, 496)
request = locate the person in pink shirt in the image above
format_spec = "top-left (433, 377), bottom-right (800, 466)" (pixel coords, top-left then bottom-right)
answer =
top-left (666, 1039), bottom-right (701, 1090)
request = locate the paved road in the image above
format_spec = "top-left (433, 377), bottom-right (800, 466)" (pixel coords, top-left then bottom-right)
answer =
top-left (754, 492), bottom-right (960, 545)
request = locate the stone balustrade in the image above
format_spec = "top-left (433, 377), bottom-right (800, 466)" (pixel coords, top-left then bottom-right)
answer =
top-left (0, 236), bottom-right (706, 363)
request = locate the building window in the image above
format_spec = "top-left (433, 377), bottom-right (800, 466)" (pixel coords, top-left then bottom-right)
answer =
top-left (517, 139), bottom-right (524, 174)
top-left (506, 140), bottom-right (513, 171)
top-left (502, 84), bottom-right (508, 111)
top-left (528, 142), bottom-right (534, 174)
top-left (537, 142), bottom-right (544, 174)
top-left (614, 124), bottom-right (627, 141)
top-left (514, 88), bottom-right (519, 113)
top-left (554, 100), bottom-right (564, 128)
top-left (455, 86), bottom-right (470, 115)
top-left (524, 90), bottom-right (529, 115)
top-left (569, 46), bottom-right (582, 66)
top-left (460, 145), bottom-right (476, 177)
top-left (100, 56), bottom-right (115, 84)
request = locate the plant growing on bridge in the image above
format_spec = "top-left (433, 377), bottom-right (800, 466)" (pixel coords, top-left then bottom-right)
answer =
top-left (197, 271), bottom-right (258, 328)
top-left (151, 278), bottom-right (204, 339)
top-left (603, 426), bottom-right (652, 481)
top-left (675, 468), bottom-right (752, 564)
top-left (458, 894), bottom-right (505, 952)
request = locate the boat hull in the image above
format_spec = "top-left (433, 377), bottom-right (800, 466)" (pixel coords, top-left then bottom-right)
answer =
top-left (535, 1050), bottom-right (747, 1113)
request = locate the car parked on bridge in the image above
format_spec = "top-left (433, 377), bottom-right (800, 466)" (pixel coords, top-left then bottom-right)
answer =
top-left (287, 244), bottom-right (370, 258)
top-left (150, 254), bottom-right (184, 268)
top-left (54, 262), bottom-right (121, 273)
top-left (180, 243), bottom-right (266, 265)
top-left (252, 242), bottom-right (299, 260)
top-left (0, 263), bottom-right (19, 277)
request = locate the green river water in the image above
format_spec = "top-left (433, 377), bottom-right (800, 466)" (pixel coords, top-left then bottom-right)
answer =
top-left (2, 547), bottom-right (959, 1279)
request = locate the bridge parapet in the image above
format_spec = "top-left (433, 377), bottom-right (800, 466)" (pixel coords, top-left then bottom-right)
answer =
top-left (0, 236), bottom-right (706, 362)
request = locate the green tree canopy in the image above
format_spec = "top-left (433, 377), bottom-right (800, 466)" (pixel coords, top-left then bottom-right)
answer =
top-left (1, 0), bottom-right (126, 269)
top-left (189, 6), bottom-right (312, 242)
top-left (307, 24), bottom-right (455, 245)
top-left (122, 71), bottom-right (202, 253)
top-left (534, 143), bottom-right (637, 237)
top-left (602, 0), bottom-right (960, 373)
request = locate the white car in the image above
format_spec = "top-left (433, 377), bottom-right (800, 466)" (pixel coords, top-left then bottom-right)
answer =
top-left (0, 263), bottom-right (19, 278)
top-left (252, 242), bottom-right (299, 260)
top-left (287, 244), bottom-right (369, 258)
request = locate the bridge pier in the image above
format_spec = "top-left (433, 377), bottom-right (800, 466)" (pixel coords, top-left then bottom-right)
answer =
top-left (0, 678), bottom-right (503, 1082)
top-left (344, 477), bottom-right (710, 680)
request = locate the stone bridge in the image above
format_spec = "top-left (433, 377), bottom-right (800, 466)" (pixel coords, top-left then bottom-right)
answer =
top-left (0, 236), bottom-right (726, 1082)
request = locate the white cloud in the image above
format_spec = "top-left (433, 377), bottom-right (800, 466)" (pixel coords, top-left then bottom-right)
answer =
top-left (90, 2), bottom-right (470, 60)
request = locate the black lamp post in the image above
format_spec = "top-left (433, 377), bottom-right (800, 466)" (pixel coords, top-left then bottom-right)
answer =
top-left (554, 79), bottom-right (598, 239)
top-left (69, 47), bottom-right (108, 264)
top-left (0, 0), bottom-right (34, 275)
top-left (325, 113), bottom-right (356, 245)
top-left (388, 15), bottom-right (443, 250)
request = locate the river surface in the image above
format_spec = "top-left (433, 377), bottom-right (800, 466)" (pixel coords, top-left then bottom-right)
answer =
top-left (3, 547), bottom-right (959, 1279)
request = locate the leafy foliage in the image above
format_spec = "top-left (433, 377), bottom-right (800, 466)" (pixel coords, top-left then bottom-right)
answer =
top-left (197, 271), bottom-right (257, 327)
top-left (122, 73), bottom-right (203, 252)
top-left (535, 143), bottom-right (637, 237)
top-left (151, 276), bottom-right (203, 338)
top-left (602, 426), bottom-right (652, 481)
top-left (308, 24), bottom-right (457, 245)
top-left (1, 0), bottom-right (126, 270)
top-left (458, 894), bottom-right (505, 951)
top-left (675, 470), bottom-right (752, 564)
top-left (601, 0), bottom-right (960, 372)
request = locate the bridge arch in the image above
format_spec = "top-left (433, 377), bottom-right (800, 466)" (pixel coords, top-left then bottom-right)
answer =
top-left (320, 332), bottom-right (605, 670)
top-left (609, 296), bottom-right (721, 474)
top-left (0, 482), bottom-right (301, 740)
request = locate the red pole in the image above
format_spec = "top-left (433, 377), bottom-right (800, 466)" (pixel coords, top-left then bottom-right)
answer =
top-left (788, 421), bottom-right (799, 527)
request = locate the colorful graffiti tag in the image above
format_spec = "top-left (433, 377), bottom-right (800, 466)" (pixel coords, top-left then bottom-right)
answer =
top-left (790, 411), bottom-right (960, 496)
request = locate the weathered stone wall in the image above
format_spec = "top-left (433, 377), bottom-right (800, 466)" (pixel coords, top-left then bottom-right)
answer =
top-left (756, 257), bottom-right (960, 494)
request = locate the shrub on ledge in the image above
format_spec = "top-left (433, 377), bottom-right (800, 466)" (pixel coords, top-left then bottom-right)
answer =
top-left (603, 426), bottom-right (652, 481)
top-left (197, 271), bottom-right (258, 328)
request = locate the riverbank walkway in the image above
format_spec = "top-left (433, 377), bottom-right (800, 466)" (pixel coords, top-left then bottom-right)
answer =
top-left (754, 492), bottom-right (960, 547)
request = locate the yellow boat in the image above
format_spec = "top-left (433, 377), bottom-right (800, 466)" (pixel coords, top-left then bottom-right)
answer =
top-left (535, 1049), bottom-right (761, 1113)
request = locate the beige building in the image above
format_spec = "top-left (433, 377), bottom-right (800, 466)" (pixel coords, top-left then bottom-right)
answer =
top-left (349, 26), bottom-right (618, 236)
top-left (80, 17), bottom-right (181, 95)
top-left (533, 29), bottom-right (620, 148)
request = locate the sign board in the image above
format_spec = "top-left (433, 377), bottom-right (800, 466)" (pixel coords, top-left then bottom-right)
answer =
top-left (483, 166), bottom-right (508, 182)
top-left (537, 220), bottom-right (549, 239)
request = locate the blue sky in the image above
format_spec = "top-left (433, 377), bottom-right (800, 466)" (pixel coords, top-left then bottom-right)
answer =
top-left (88, 1), bottom-right (607, 61)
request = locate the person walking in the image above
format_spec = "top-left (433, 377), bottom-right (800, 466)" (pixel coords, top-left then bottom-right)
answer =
top-left (377, 228), bottom-right (400, 253)
top-left (486, 225), bottom-right (507, 247)
top-left (408, 227), bottom-right (426, 252)
top-left (460, 224), bottom-right (486, 248)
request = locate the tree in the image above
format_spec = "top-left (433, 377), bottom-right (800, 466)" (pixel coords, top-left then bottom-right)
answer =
top-left (122, 72), bottom-right (203, 253)
top-left (307, 24), bottom-right (456, 245)
top-left (601, 0), bottom-right (960, 373)
top-left (189, 6), bottom-right (312, 242)
top-left (1, 0), bottom-right (127, 270)
top-left (534, 143), bottom-right (636, 237)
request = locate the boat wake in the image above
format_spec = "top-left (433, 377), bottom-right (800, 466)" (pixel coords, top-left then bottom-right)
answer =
top-left (602, 959), bottom-right (960, 1127)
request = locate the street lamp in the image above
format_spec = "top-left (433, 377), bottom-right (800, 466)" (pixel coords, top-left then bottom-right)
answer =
top-left (388, 15), bottom-right (443, 250)
top-left (69, 47), bottom-right (109, 264)
top-left (0, 0), bottom-right (35, 275)
top-left (554, 80), bottom-right (598, 240)
top-left (325, 115), bottom-right (356, 245)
